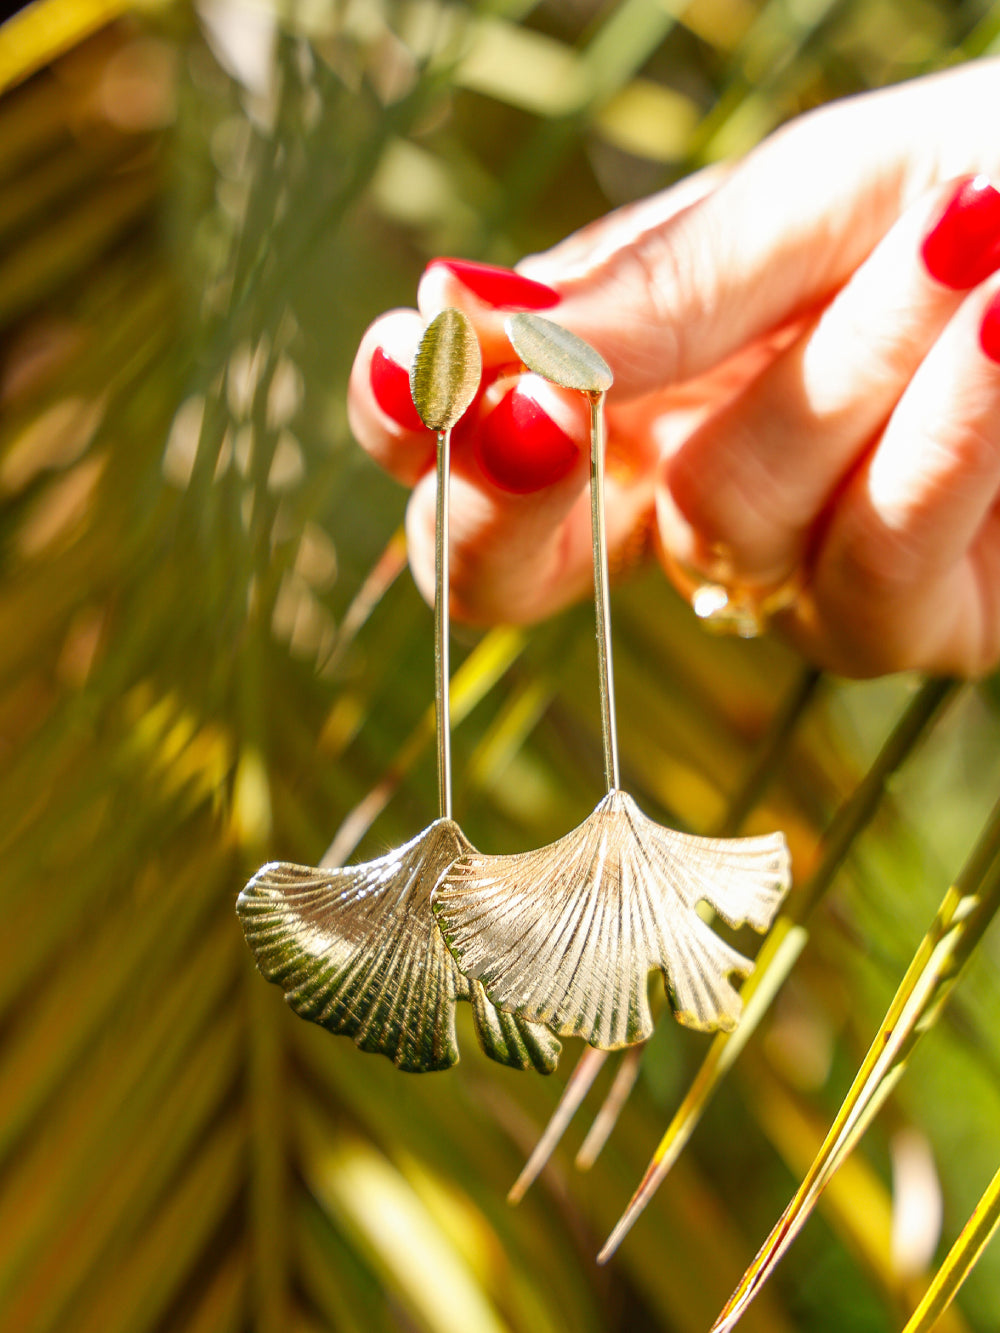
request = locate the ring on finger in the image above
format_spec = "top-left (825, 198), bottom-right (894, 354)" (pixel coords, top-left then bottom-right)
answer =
top-left (663, 544), bottom-right (803, 639)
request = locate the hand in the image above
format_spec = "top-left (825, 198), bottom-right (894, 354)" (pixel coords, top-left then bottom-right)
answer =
top-left (348, 58), bottom-right (1000, 678)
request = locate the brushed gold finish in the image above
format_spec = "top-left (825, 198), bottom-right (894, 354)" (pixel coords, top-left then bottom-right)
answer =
top-left (410, 307), bottom-right (482, 431)
top-left (505, 312), bottom-right (612, 393)
top-left (238, 819), bottom-right (560, 1072)
top-left (435, 789), bottom-right (790, 1046)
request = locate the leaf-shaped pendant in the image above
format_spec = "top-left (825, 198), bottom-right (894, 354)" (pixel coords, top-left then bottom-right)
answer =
top-left (238, 819), bottom-right (559, 1072)
top-left (435, 790), bottom-right (790, 1046)
top-left (237, 310), bottom-right (560, 1073)
top-left (433, 314), bottom-right (792, 1048)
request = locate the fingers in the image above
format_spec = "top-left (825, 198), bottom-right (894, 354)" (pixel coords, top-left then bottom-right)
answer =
top-left (348, 276), bottom-right (658, 626)
top-left (791, 279), bottom-right (1000, 676)
top-left (348, 265), bottom-right (565, 485)
top-left (416, 259), bottom-right (560, 361)
top-left (347, 310), bottom-right (436, 485)
top-left (517, 59), bottom-right (1000, 398)
top-left (657, 175), bottom-right (1000, 590)
top-left (405, 432), bottom-right (655, 625)
top-left (347, 61), bottom-right (1000, 671)
top-left (351, 310), bottom-right (614, 622)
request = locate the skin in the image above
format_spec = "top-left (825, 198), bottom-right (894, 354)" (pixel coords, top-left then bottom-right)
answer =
top-left (349, 58), bottom-right (1000, 678)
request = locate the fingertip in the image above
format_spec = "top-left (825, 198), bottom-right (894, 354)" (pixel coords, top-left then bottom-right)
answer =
top-left (920, 174), bottom-right (1000, 291)
top-left (472, 372), bottom-right (588, 495)
top-left (423, 258), bottom-right (560, 310)
top-left (348, 309), bottom-right (435, 485)
top-left (370, 344), bottom-right (424, 433)
top-left (417, 258), bottom-right (561, 364)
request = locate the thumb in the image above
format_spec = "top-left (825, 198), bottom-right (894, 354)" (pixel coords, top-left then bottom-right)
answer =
top-left (518, 63), bottom-right (1000, 398)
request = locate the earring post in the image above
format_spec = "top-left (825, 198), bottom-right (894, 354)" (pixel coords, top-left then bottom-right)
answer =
top-left (589, 390), bottom-right (620, 794)
top-left (435, 426), bottom-right (452, 821)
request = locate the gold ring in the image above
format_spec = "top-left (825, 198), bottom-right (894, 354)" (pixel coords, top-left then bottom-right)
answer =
top-left (663, 546), bottom-right (802, 640)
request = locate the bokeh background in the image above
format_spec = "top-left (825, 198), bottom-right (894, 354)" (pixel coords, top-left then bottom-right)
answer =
top-left (3, 1), bottom-right (1000, 1330)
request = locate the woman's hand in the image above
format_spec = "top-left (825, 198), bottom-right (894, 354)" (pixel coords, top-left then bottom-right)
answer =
top-left (348, 58), bottom-right (1000, 678)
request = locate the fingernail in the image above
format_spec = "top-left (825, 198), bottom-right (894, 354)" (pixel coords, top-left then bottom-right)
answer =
top-left (476, 381), bottom-right (579, 493)
top-left (980, 289), bottom-right (1000, 364)
top-left (427, 258), bottom-right (560, 311)
top-left (370, 345), bottom-right (425, 431)
top-left (921, 175), bottom-right (1000, 289)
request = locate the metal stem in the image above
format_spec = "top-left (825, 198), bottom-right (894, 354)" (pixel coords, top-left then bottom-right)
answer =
top-left (589, 391), bottom-right (620, 793)
top-left (434, 427), bottom-right (452, 821)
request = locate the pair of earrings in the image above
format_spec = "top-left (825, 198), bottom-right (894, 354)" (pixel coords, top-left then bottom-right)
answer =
top-left (237, 308), bottom-right (792, 1075)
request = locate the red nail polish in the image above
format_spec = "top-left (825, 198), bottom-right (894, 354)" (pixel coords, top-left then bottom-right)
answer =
top-left (980, 289), bottom-right (1000, 364)
top-left (371, 345), bottom-right (425, 431)
top-left (427, 258), bottom-right (560, 311)
top-left (475, 382), bottom-right (579, 493)
top-left (921, 176), bottom-right (1000, 289)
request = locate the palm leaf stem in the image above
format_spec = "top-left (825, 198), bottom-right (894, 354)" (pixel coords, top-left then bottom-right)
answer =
top-left (711, 792), bottom-right (1000, 1330)
top-left (903, 1164), bottom-right (1000, 1333)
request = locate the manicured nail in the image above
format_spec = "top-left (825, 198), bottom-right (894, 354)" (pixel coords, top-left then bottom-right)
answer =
top-left (921, 175), bottom-right (1000, 289)
top-left (370, 345), bottom-right (426, 431)
top-left (980, 289), bottom-right (1000, 364)
top-left (475, 381), bottom-right (579, 494)
top-left (427, 258), bottom-right (560, 311)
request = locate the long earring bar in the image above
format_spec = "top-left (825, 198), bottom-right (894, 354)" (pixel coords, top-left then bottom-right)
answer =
top-left (435, 385), bottom-right (452, 821)
top-left (590, 387), bottom-right (620, 795)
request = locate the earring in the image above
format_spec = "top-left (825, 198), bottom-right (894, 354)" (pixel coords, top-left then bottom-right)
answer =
top-left (433, 313), bottom-right (792, 1049)
top-left (237, 309), bottom-right (561, 1074)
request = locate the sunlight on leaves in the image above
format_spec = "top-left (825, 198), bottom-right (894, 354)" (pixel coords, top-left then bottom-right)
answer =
top-left (302, 1118), bottom-right (511, 1333)
top-left (904, 1165), bottom-right (1000, 1333)
top-left (712, 797), bottom-right (1000, 1330)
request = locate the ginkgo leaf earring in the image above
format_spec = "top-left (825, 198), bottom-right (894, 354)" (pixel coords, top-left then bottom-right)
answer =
top-left (237, 309), bottom-right (560, 1075)
top-left (434, 312), bottom-right (793, 1049)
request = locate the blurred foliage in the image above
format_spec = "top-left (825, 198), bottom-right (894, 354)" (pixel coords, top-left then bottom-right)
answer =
top-left (2, 2), bottom-right (1000, 1331)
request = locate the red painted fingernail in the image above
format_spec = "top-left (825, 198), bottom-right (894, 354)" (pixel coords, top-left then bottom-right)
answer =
top-left (921, 175), bottom-right (1000, 289)
top-left (475, 382), bottom-right (579, 493)
top-left (370, 345), bottom-right (425, 431)
top-left (980, 289), bottom-right (1000, 364)
top-left (427, 258), bottom-right (559, 310)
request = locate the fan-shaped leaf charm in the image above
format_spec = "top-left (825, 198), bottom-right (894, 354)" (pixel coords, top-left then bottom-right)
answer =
top-left (434, 790), bottom-right (791, 1049)
top-left (505, 311), bottom-right (613, 393)
top-left (410, 307), bottom-right (482, 430)
top-left (237, 818), bottom-right (561, 1073)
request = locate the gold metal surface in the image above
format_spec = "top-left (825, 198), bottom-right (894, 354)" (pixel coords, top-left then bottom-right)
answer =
top-left (435, 789), bottom-right (790, 1047)
top-left (505, 312), bottom-right (613, 393)
top-left (238, 819), bottom-right (560, 1073)
top-left (410, 307), bottom-right (482, 431)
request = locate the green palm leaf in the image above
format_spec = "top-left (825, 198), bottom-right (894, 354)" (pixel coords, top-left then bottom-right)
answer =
top-left (4, 4), bottom-right (1000, 1333)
